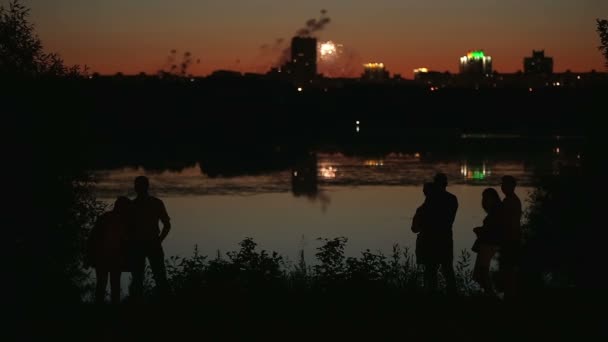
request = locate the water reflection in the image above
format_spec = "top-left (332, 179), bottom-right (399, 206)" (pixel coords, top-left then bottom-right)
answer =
top-left (93, 144), bottom-right (581, 263)
top-left (94, 147), bottom-right (579, 198)
top-left (461, 161), bottom-right (489, 181)
top-left (291, 154), bottom-right (331, 211)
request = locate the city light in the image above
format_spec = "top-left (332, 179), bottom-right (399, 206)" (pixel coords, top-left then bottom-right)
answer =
top-left (467, 50), bottom-right (486, 59)
top-left (297, 87), bottom-right (303, 92)
top-left (363, 63), bottom-right (385, 69)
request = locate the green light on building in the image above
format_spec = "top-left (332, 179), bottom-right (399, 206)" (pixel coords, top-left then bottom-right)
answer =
top-left (467, 51), bottom-right (486, 59)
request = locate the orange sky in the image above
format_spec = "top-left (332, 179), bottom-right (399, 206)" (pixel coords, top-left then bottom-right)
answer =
top-left (22, 0), bottom-right (608, 78)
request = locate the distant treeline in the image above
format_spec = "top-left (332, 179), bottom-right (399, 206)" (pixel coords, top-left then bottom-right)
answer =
top-left (8, 77), bottom-right (601, 143)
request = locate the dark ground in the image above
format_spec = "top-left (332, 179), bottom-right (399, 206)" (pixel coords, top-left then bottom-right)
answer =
top-left (10, 290), bottom-right (606, 341)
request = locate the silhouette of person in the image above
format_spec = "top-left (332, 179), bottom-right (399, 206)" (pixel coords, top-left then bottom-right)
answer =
top-left (499, 175), bottom-right (522, 300)
top-left (472, 188), bottom-right (503, 297)
top-left (87, 196), bottom-right (131, 304)
top-left (420, 173), bottom-right (458, 296)
top-left (412, 182), bottom-right (436, 267)
top-left (129, 176), bottom-right (171, 300)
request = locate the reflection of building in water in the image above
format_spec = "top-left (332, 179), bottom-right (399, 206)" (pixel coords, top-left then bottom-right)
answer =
top-left (291, 154), bottom-right (331, 211)
top-left (292, 154), bottom-right (318, 197)
top-left (461, 161), bottom-right (490, 180)
top-left (364, 160), bottom-right (384, 167)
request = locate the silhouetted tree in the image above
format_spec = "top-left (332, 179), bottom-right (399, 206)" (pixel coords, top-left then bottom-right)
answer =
top-left (157, 49), bottom-right (199, 79)
top-left (598, 19), bottom-right (608, 68)
top-left (4, 0), bottom-right (99, 305)
top-left (0, 0), bottom-right (83, 78)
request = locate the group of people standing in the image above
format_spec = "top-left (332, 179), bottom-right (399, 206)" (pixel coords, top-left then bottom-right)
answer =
top-left (412, 173), bottom-right (521, 299)
top-left (87, 176), bottom-right (172, 304)
top-left (89, 173), bottom-right (521, 303)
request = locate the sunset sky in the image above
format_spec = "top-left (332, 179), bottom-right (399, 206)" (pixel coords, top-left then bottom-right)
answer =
top-left (20, 0), bottom-right (608, 78)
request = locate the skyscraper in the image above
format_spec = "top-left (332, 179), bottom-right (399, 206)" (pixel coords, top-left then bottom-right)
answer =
top-left (524, 50), bottom-right (553, 75)
top-left (288, 36), bottom-right (317, 82)
top-left (459, 50), bottom-right (493, 76)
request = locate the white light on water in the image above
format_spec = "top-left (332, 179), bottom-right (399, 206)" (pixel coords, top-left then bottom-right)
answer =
top-left (320, 166), bottom-right (337, 179)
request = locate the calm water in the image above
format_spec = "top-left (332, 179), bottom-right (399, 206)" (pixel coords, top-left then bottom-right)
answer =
top-left (94, 148), bottom-right (578, 263)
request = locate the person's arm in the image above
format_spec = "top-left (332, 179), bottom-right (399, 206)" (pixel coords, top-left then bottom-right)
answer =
top-left (158, 201), bottom-right (171, 242)
top-left (411, 207), bottom-right (423, 233)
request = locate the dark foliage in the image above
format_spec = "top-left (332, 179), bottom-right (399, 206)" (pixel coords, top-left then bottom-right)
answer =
top-left (5, 0), bottom-right (100, 306)
top-left (598, 19), bottom-right (608, 68)
top-left (136, 237), bottom-right (478, 304)
top-left (0, 0), bottom-right (84, 78)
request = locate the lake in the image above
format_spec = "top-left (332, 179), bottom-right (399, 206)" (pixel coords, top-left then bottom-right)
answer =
top-left (93, 143), bottom-right (581, 264)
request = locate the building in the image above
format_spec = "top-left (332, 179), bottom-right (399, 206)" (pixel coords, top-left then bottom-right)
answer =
top-left (459, 50), bottom-right (493, 76)
top-left (524, 50), bottom-right (553, 75)
top-left (414, 68), bottom-right (452, 86)
top-left (361, 63), bottom-right (389, 81)
top-left (285, 36), bottom-right (317, 83)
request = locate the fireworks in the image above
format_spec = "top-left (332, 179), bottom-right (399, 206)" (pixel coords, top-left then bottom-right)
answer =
top-left (318, 40), bottom-right (342, 63)
top-left (319, 41), bottom-right (339, 61)
top-left (317, 40), bottom-right (360, 77)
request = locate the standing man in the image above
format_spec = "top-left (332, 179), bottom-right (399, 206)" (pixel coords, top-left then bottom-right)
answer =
top-left (500, 175), bottom-right (522, 300)
top-left (424, 173), bottom-right (459, 296)
top-left (130, 176), bottom-right (171, 300)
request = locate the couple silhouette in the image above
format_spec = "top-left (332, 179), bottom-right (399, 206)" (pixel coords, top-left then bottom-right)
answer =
top-left (86, 176), bottom-right (172, 304)
top-left (412, 174), bottom-right (522, 298)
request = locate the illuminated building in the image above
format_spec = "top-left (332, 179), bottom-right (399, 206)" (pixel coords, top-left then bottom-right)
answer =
top-left (414, 67), bottom-right (452, 86)
top-left (362, 63), bottom-right (389, 81)
top-left (459, 50), bottom-right (493, 76)
top-left (524, 50), bottom-right (553, 75)
top-left (285, 36), bottom-right (317, 82)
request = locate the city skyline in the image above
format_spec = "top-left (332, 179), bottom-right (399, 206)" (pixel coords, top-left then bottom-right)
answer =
top-left (19, 0), bottom-right (608, 77)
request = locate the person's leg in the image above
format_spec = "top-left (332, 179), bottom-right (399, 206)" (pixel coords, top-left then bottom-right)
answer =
top-left (109, 270), bottom-right (122, 304)
top-left (500, 245), bottom-right (519, 301)
top-left (477, 245), bottom-right (497, 296)
top-left (130, 243), bottom-right (147, 301)
top-left (441, 261), bottom-right (457, 296)
top-left (148, 241), bottom-right (169, 296)
top-left (95, 268), bottom-right (108, 304)
top-left (473, 253), bottom-right (483, 284)
top-left (423, 264), bottom-right (439, 294)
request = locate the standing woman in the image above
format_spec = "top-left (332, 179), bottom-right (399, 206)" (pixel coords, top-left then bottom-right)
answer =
top-left (87, 196), bottom-right (132, 304)
top-left (472, 188), bottom-right (503, 296)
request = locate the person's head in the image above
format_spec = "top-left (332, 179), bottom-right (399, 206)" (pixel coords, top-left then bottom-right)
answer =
top-left (134, 176), bottom-right (150, 196)
top-left (113, 196), bottom-right (131, 214)
top-left (482, 188), bottom-right (501, 213)
top-left (423, 182), bottom-right (436, 198)
top-left (501, 175), bottom-right (517, 195)
top-left (433, 173), bottom-right (448, 190)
